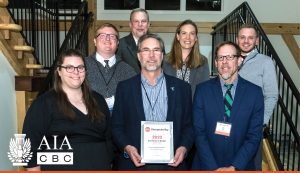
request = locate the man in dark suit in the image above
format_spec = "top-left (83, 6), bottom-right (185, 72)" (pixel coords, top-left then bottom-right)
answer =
top-left (116, 8), bottom-right (150, 73)
top-left (112, 33), bottom-right (194, 170)
top-left (192, 41), bottom-right (264, 171)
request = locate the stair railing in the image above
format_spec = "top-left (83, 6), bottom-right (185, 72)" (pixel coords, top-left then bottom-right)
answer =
top-left (7, 0), bottom-right (84, 69)
top-left (38, 2), bottom-right (93, 95)
top-left (211, 1), bottom-right (300, 171)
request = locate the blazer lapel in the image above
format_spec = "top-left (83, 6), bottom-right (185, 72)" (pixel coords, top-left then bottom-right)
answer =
top-left (126, 45), bottom-right (137, 58)
top-left (212, 77), bottom-right (226, 118)
top-left (125, 34), bottom-right (138, 58)
top-left (133, 75), bottom-right (146, 121)
top-left (165, 75), bottom-right (176, 121)
top-left (230, 76), bottom-right (246, 121)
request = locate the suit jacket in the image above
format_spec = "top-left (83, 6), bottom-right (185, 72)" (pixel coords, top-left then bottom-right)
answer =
top-left (192, 76), bottom-right (264, 171)
top-left (112, 73), bottom-right (194, 170)
top-left (117, 33), bottom-right (140, 73)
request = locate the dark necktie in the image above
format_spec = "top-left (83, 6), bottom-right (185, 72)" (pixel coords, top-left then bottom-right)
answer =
top-left (224, 84), bottom-right (233, 118)
top-left (104, 60), bottom-right (110, 73)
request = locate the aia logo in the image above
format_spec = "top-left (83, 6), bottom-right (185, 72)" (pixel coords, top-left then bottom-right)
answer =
top-left (7, 134), bottom-right (33, 166)
top-left (37, 135), bottom-right (73, 165)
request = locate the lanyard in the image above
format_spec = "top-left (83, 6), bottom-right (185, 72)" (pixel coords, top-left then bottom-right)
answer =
top-left (94, 58), bottom-right (119, 96)
top-left (141, 77), bottom-right (165, 116)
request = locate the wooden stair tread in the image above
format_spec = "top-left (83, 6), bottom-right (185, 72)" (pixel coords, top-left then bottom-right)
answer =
top-left (13, 45), bottom-right (34, 52)
top-left (0, 23), bottom-right (22, 32)
top-left (26, 64), bottom-right (44, 69)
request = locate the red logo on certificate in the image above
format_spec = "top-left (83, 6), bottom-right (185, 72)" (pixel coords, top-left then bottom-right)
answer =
top-left (145, 127), bottom-right (150, 132)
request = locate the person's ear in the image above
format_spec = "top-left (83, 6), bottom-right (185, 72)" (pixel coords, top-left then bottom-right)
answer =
top-left (137, 53), bottom-right (141, 62)
top-left (57, 68), bottom-right (62, 77)
top-left (93, 38), bottom-right (96, 46)
top-left (214, 59), bottom-right (218, 68)
top-left (176, 33), bottom-right (180, 41)
top-left (255, 36), bottom-right (259, 46)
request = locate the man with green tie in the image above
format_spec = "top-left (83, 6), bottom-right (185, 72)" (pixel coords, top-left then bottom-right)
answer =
top-left (192, 41), bottom-right (264, 171)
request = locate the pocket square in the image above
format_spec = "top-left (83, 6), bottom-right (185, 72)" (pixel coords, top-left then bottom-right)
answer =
top-left (170, 87), bottom-right (175, 91)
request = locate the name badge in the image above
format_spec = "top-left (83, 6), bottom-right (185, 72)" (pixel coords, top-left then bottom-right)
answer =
top-left (215, 121), bottom-right (232, 137)
top-left (105, 95), bottom-right (115, 111)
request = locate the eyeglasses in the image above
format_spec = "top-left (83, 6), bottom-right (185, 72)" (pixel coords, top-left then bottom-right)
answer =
top-left (216, 55), bottom-right (239, 61)
top-left (131, 19), bottom-right (148, 25)
top-left (96, 33), bottom-right (118, 41)
top-left (60, 65), bottom-right (85, 73)
top-left (139, 48), bottom-right (162, 55)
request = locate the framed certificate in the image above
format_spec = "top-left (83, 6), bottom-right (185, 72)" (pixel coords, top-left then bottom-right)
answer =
top-left (140, 121), bottom-right (174, 163)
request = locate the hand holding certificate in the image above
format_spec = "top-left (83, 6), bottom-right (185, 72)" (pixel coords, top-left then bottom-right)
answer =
top-left (140, 121), bottom-right (174, 163)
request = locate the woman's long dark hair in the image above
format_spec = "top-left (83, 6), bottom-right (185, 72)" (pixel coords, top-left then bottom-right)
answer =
top-left (53, 49), bottom-right (105, 122)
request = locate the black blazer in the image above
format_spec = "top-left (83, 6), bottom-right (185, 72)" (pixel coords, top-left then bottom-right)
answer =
top-left (112, 73), bottom-right (194, 170)
top-left (117, 33), bottom-right (140, 73)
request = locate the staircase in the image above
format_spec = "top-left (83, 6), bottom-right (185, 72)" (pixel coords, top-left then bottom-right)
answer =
top-left (210, 2), bottom-right (300, 171)
top-left (0, 0), bottom-right (41, 77)
top-left (1, 0), bottom-right (93, 134)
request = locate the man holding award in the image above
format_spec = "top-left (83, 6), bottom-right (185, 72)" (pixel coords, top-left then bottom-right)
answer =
top-left (112, 33), bottom-right (193, 170)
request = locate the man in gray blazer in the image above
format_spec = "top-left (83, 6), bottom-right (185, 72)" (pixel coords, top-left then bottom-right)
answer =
top-left (85, 23), bottom-right (136, 112)
top-left (116, 8), bottom-right (150, 73)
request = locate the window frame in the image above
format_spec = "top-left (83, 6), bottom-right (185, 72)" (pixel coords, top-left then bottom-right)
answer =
top-left (100, 0), bottom-right (223, 15)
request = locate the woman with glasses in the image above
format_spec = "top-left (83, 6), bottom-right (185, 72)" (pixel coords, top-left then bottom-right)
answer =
top-left (22, 49), bottom-right (113, 170)
top-left (163, 19), bottom-right (210, 95)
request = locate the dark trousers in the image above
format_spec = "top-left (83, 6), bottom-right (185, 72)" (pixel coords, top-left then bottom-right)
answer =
top-left (185, 144), bottom-right (196, 170)
top-left (254, 140), bottom-right (263, 170)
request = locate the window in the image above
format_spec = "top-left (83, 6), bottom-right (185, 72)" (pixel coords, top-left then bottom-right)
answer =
top-left (8, 0), bottom-right (41, 8)
top-left (186, 0), bottom-right (221, 11)
top-left (145, 0), bottom-right (180, 10)
top-left (104, 0), bottom-right (222, 11)
top-left (8, 0), bottom-right (81, 10)
top-left (46, 0), bottom-right (82, 9)
top-left (104, 0), bottom-right (139, 10)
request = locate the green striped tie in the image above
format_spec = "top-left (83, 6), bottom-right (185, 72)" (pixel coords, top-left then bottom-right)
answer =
top-left (224, 84), bottom-right (233, 118)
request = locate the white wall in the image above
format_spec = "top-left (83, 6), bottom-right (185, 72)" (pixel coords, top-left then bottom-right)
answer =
top-left (0, 51), bottom-right (17, 170)
top-left (101, 0), bottom-right (300, 89)
top-left (268, 35), bottom-right (300, 90)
